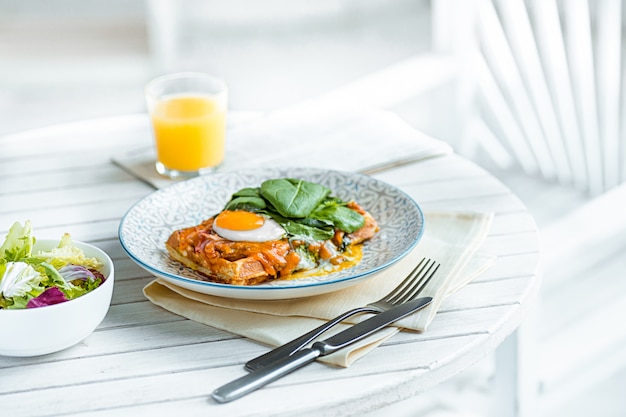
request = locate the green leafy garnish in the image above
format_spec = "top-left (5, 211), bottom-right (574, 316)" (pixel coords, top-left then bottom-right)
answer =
top-left (260, 178), bottom-right (331, 218)
top-left (223, 178), bottom-right (365, 241)
top-left (225, 187), bottom-right (267, 212)
top-left (310, 198), bottom-right (365, 233)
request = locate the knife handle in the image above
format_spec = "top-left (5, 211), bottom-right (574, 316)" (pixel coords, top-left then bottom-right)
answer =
top-left (212, 348), bottom-right (320, 403)
top-left (245, 306), bottom-right (374, 371)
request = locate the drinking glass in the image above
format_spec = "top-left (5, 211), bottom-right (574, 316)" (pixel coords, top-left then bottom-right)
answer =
top-left (145, 72), bottom-right (227, 178)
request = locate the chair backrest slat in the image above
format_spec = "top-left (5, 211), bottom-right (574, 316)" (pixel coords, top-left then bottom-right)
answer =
top-left (444, 0), bottom-right (626, 195)
top-left (530, 0), bottom-right (588, 190)
top-left (595, 0), bottom-right (622, 190)
top-left (498, 0), bottom-right (572, 184)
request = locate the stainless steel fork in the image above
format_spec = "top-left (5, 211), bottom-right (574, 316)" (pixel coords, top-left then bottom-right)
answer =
top-left (244, 257), bottom-right (440, 371)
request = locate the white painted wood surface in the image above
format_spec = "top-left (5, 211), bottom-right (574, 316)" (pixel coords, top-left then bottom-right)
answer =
top-left (0, 113), bottom-right (540, 416)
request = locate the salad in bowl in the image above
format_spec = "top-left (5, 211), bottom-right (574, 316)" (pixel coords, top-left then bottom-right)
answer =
top-left (0, 221), bottom-right (114, 356)
top-left (0, 220), bottom-right (107, 309)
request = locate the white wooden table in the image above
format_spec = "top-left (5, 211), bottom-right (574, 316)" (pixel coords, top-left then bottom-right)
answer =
top-left (0, 112), bottom-right (541, 417)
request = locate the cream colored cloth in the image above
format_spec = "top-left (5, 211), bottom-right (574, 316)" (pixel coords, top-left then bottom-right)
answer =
top-left (143, 211), bottom-right (495, 367)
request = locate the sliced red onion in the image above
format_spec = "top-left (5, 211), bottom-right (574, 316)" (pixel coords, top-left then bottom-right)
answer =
top-left (58, 265), bottom-right (97, 282)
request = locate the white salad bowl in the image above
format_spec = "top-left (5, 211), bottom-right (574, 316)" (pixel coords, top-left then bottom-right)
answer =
top-left (0, 239), bottom-right (114, 357)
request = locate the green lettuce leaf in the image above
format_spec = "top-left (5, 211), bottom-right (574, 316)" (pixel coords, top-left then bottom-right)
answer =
top-left (0, 261), bottom-right (45, 299)
top-left (0, 220), bottom-right (35, 262)
top-left (34, 233), bottom-right (102, 270)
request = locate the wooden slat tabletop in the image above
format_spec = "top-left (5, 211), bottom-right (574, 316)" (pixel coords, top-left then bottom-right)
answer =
top-left (0, 112), bottom-right (540, 417)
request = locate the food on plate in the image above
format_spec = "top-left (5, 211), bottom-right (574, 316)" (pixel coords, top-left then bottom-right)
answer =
top-left (0, 221), bottom-right (106, 309)
top-left (165, 178), bottom-right (379, 285)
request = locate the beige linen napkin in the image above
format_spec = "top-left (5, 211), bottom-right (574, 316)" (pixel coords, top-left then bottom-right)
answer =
top-left (143, 211), bottom-right (495, 367)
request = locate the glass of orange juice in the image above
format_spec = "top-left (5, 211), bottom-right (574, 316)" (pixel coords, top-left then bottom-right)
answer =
top-left (145, 72), bottom-right (227, 178)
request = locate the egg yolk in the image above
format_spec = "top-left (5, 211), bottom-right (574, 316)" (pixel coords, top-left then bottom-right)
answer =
top-left (214, 210), bottom-right (265, 231)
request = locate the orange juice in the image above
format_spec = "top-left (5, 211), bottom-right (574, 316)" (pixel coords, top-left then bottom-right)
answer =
top-left (151, 94), bottom-right (226, 172)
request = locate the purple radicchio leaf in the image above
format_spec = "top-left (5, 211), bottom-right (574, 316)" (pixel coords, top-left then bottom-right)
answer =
top-left (27, 287), bottom-right (68, 308)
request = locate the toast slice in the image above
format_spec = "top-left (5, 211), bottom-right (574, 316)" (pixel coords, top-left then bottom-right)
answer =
top-left (165, 204), bottom-right (379, 286)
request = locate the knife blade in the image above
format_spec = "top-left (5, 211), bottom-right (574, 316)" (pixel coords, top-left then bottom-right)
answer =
top-left (211, 296), bottom-right (433, 403)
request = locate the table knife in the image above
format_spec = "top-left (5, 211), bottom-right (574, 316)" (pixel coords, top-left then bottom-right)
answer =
top-left (211, 296), bottom-right (433, 403)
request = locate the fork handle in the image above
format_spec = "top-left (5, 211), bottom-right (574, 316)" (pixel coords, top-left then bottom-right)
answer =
top-left (244, 306), bottom-right (376, 371)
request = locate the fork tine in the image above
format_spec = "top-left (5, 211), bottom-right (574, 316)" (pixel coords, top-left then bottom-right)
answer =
top-left (380, 258), bottom-right (428, 303)
top-left (389, 262), bottom-right (437, 304)
top-left (387, 259), bottom-right (439, 304)
top-left (394, 262), bottom-right (440, 303)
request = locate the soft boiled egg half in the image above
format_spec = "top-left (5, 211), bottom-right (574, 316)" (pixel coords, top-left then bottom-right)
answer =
top-left (212, 210), bottom-right (285, 242)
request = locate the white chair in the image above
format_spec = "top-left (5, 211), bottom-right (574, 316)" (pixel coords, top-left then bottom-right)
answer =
top-left (431, 0), bottom-right (626, 415)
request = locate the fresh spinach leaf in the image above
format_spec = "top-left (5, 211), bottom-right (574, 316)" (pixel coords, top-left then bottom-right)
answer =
top-left (311, 199), bottom-right (365, 233)
top-left (260, 179), bottom-right (330, 218)
top-left (222, 178), bottom-right (366, 241)
top-left (233, 187), bottom-right (261, 197)
top-left (262, 210), bottom-right (335, 241)
top-left (225, 196), bottom-right (267, 211)
top-left (224, 187), bottom-right (267, 211)
top-left (281, 220), bottom-right (335, 241)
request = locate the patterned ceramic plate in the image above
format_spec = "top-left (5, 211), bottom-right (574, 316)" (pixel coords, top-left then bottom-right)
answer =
top-left (118, 167), bottom-right (424, 300)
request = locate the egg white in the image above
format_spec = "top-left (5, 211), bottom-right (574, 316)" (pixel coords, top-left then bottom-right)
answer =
top-left (213, 216), bottom-right (286, 242)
